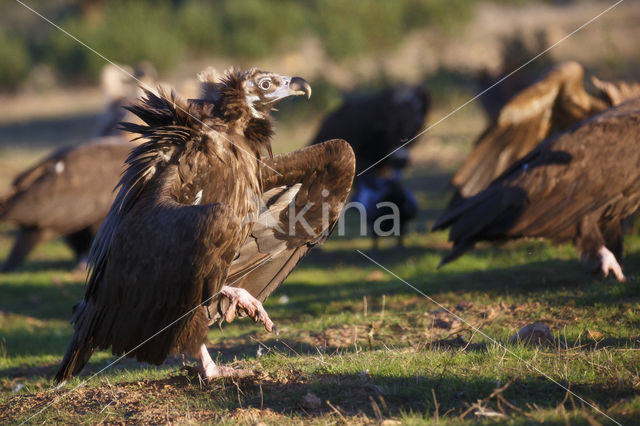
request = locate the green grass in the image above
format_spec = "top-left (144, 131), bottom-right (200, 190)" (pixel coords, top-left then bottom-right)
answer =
top-left (2, 208), bottom-right (640, 423)
top-left (1, 107), bottom-right (640, 423)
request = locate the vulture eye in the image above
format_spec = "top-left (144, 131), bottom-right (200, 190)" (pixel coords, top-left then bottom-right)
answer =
top-left (259, 79), bottom-right (271, 90)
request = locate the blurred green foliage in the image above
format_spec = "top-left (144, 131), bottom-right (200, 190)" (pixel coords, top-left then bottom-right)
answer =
top-left (2, 0), bottom-right (480, 89)
top-left (47, 2), bottom-right (184, 82)
top-left (0, 30), bottom-right (30, 91)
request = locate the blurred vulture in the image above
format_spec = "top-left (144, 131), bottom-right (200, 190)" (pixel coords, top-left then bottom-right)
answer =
top-left (476, 30), bottom-right (554, 121)
top-left (0, 138), bottom-right (133, 272)
top-left (433, 96), bottom-right (640, 281)
top-left (450, 61), bottom-right (640, 205)
top-left (0, 64), bottom-right (157, 272)
top-left (55, 68), bottom-right (355, 384)
top-left (309, 85), bottom-right (430, 246)
top-left (93, 62), bottom-right (157, 137)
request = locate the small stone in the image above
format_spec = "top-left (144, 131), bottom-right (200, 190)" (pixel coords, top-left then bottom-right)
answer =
top-left (456, 301), bottom-right (473, 311)
top-left (301, 392), bottom-right (322, 409)
top-left (587, 330), bottom-right (603, 340)
top-left (366, 270), bottom-right (385, 282)
top-left (509, 323), bottom-right (554, 347)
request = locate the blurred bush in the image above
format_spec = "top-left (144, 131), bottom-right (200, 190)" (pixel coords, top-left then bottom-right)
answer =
top-left (314, 0), bottom-right (405, 60)
top-left (48, 2), bottom-right (183, 83)
top-left (0, 30), bottom-right (30, 91)
top-left (218, 0), bottom-right (307, 58)
top-left (3, 0), bottom-right (479, 89)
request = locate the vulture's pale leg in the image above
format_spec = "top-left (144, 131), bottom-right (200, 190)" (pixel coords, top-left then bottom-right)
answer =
top-left (598, 246), bottom-right (626, 282)
top-left (197, 344), bottom-right (252, 380)
top-left (371, 234), bottom-right (380, 251)
top-left (220, 286), bottom-right (274, 332)
top-left (63, 227), bottom-right (95, 269)
top-left (1, 227), bottom-right (47, 272)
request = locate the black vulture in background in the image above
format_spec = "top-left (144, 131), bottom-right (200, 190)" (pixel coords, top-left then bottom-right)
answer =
top-left (55, 68), bottom-right (355, 384)
top-left (0, 138), bottom-right (133, 272)
top-left (309, 85), bottom-right (430, 247)
top-left (433, 96), bottom-right (640, 281)
top-left (0, 63), bottom-right (158, 272)
top-left (449, 61), bottom-right (640, 206)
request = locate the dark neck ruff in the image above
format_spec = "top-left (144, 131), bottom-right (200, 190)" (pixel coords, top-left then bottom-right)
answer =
top-left (215, 79), bottom-right (275, 159)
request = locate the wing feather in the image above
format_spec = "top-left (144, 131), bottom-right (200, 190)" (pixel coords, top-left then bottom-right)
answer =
top-left (216, 140), bottom-right (355, 314)
top-left (435, 97), bottom-right (640, 265)
top-left (451, 61), bottom-right (608, 202)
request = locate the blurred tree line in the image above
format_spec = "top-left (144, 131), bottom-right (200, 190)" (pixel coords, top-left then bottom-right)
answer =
top-left (0, 0), bottom-right (480, 91)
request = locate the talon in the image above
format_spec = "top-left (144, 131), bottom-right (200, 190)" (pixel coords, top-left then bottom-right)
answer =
top-left (220, 286), bottom-right (275, 332)
top-left (599, 246), bottom-right (626, 282)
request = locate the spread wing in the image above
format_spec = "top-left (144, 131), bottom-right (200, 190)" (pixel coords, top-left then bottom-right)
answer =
top-left (434, 97), bottom-right (640, 265)
top-left (221, 139), bottom-right (355, 306)
top-left (451, 61), bottom-right (608, 202)
top-left (1, 137), bottom-right (131, 234)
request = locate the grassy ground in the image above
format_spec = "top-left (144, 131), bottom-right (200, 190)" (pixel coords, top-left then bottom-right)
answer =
top-left (2, 106), bottom-right (640, 424)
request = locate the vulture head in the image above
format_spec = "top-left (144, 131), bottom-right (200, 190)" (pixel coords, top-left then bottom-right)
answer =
top-left (214, 68), bottom-right (311, 123)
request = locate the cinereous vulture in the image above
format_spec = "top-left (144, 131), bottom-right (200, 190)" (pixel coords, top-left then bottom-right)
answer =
top-left (309, 85), bottom-right (430, 247)
top-left (433, 96), bottom-right (640, 281)
top-left (0, 137), bottom-right (132, 272)
top-left (55, 68), bottom-right (355, 384)
top-left (450, 61), bottom-right (640, 205)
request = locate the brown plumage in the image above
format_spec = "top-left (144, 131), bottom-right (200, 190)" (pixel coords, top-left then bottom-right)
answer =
top-left (433, 96), bottom-right (640, 280)
top-left (55, 68), bottom-right (355, 384)
top-left (450, 61), bottom-right (640, 204)
top-left (0, 137), bottom-right (132, 271)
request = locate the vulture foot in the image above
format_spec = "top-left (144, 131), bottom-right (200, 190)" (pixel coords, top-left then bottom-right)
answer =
top-left (197, 344), bottom-right (253, 380)
top-left (220, 286), bottom-right (274, 332)
top-left (598, 246), bottom-right (626, 282)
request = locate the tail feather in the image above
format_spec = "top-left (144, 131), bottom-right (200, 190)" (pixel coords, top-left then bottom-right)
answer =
top-left (437, 240), bottom-right (474, 268)
top-left (54, 331), bottom-right (95, 384)
top-left (433, 186), bottom-right (527, 266)
top-left (54, 302), bottom-right (96, 384)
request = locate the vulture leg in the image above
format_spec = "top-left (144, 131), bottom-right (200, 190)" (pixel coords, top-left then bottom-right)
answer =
top-left (219, 286), bottom-right (274, 332)
top-left (1, 226), bottom-right (49, 272)
top-left (197, 343), bottom-right (252, 380)
top-left (63, 227), bottom-right (95, 270)
top-left (578, 216), bottom-right (626, 281)
top-left (372, 234), bottom-right (380, 251)
top-left (600, 220), bottom-right (624, 261)
top-left (598, 246), bottom-right (625, 282)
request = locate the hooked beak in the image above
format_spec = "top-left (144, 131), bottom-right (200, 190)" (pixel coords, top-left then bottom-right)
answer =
top-left (266, 76), bottom-right (312, 103)
top-left (289, 77), bottom-right (312, 99)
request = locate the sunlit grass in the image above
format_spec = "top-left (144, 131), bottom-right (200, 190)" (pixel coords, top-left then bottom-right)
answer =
top-left (2, 222), bottom-right (640, 423)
